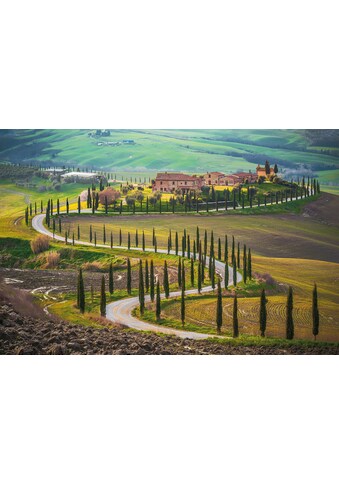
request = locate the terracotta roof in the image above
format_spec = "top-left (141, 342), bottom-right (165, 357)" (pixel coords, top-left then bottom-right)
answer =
top-left (155, 173), bottom-right (199, 181)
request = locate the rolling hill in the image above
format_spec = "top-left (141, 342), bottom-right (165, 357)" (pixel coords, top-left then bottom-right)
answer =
top-left (1, 129), bottom-right (339, 188)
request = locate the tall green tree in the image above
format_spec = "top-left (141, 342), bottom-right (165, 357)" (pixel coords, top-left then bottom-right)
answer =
top-left (25, 206), bottom-right (29, 225)
top-left (181, 280), bottom-right (185, 325)
top-left (216, 280), bottom-right (223, 334)
top-left (231, 235), bottom-right (235, 263)
top-left (109, 262), bottom-right (114, 295)
top-left (233, 259), bottom-right (237, 287)
top-left (247, 249), bottom-right (252, 279)
top-left (145, 259), bottom-right (149, 292)
top-left (190, 258), bottom-right (194, 287)
top-left (233, 294), bottom-right (239, 338)
top-left (150, 260), bottom-right (155, 302)
top-left (156, 280), bottom-right (161, 320)
top-left (312, 283), bottom-right (320, 340)
top-left (77, 268), bottom-right (85, 313)
top-left (139, 259), bottom-right (145, 315)
top-left (78, 196), bottom-right (81, 214)
top-left (127, 258), bottom-right (132, 294)
top-left (218, 238), bottom-right (221, 260)
top-left (224, 262), bottom-right (229, 289)
top-left (286, 286), bottom-right (294, 340)
top-left (243, 244), bottom-right (247, 284)
top-left (163, 260), bottom-right (170, 298)
top-left (103, 224), bottom-right (106, 245)
top-left (142, 231), bottom-right (145, 251)
top-left (178, 257), bottom-right (182, 288)
top-left (100, 275), bottom-right (106, 317)
top-left (259, 289), bottom-right (267, 337)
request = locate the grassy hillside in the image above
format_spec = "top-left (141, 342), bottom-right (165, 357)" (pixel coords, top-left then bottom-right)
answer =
top-left (1, 130), bottom-right (339, 188)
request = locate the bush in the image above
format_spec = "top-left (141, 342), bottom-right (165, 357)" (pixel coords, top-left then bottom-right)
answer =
top-left (30, 235), bottom-right (50, 254)
top-left (82, 261), bottom-right (106, 272)
top-left (44, 251), bottom-right (60, 268)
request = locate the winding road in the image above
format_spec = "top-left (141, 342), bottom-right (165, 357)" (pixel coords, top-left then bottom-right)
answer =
top-left (32, 212), bottom-right (242, 339)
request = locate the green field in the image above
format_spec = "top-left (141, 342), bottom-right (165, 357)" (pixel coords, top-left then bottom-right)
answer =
top-left (1, 130), bottom-right (339, 184)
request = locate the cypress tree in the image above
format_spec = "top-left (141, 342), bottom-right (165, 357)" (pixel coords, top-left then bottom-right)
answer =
top-left (154, 236), bottom-right (157, 253)
top-left (187, 235), bottom-right (190, 259)
top-left (181, 279), bottom-right (185, 325)
top-left (312, 283), bottom-right (320, 341)
top-left (57, 198), bottom-right (60, 215)
top-left (145, 259), bottom-right (149, 292)
top-left (169, 229), bottom-right (172, 249)
top-left (50, 199), bottom-right (53, 216)
top-left (237, 242), bottom-right (240, 268)
top-left (156, 280), bottom-right (161, 320)
top-left (77, 224), bottom-right (80, 240)
top-left (72, 232), bottom-right (75, 245)
top-left (25, 206), bottom-right (29, 225)
top-left (152, 227), bottom-right (155, 246)
top-left (103, 224), bottom-right (106, 244)
top-left (139, 260), bottom-right (145, 315)
top-left (233, 294), bottom-right (239, 338)
top-left (181, 235), bottom-right (185, 258)
top-left (198, 261), bottom-right (202, 294)
top-left (119, 229), bottom-right (122, 246)
top-left (190, 258), bottom-right (194, 287)
top-left (196, 226), bottom-right (200, 248)
top-left (175, 231), bottom-right (179, 255)
top-left (109, 262), bottom-right (114, 295)
top-left (233, 259), bottom-right (237, 287)
top-left (110, 232), bottom-right (113, 249)
top-left (216, 280), bottom-right (223, 334)
top-left (66, 197), bottom-right (69, 214)
top-left (127, 258), bottom-right (132, 294)
top-left (128, 232), bottom-right (131, 250)
top-left (163, 260), bottom-right (170, 298)
top-left (193, 240), bottom-right (196, 261)
top-left (204, 230), bottom-right (207, 265)
top-left (243, 244), bottom-right (247, 284)
top-left (224, 235), bottom-right (228, 262)
top-left (167, 236), bottom-right (170, 254)
top-left (89, 224), bottom-right (93, 243)
top-left (52, 218), bottom-right (56, 237)
top-left (286, 286), bottom-right (294, 340)
top-left (178, 258), bottom-right (182, 288)
top-left (40, 200), bottom-right (43, 213)
top-left (259, 289), bottom-right (267, 337)
top-left (78, 196), bottom-right (81, 214)
top-left (142, 231), bottom-right (145, 251)
top-left (135, 229), bottom-right (139, 247)
top-left (211, 257), bottom-right (216, 290)
top-left (59, 218), bottom-right (62, 233)
top-left (218, 238), bottom-right (221, 260)
top-left (29, 203), bottom-right (32, 216)
top-left (87, 187), bottom-right (91, 208)
top-left (231, 235), bottom-right (235, 263)
top-left (224, 262), bottom-right (229, 289)
top-left (65, 231), bottom-right (68, 245)
top-left (182, 261), bottom-right (186, 292)
top-left (77, 268), bottom-right (85, 313)
top-left (150, 260), bottom-right (155, 302)
top-left (94, 232), bottom-right (97, 247)
top-left (248, 249), bottom-right (252, 279)
top-left (100, 275), bottom-right (106, 317)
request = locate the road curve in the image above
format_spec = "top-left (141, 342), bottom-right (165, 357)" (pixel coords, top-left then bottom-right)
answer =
top-left (32, 212), bottom-right (242, 339)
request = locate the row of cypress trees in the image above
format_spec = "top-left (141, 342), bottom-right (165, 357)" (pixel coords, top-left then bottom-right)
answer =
top-left (25, 177), bottom-right (321, 226)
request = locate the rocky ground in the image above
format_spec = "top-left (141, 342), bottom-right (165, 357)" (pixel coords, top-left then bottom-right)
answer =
top-left (0, 283), bottom-right (338, 355)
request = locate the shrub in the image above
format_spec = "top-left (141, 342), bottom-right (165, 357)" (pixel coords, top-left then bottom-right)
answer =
top-left (44, 251), bottom-right (60, 268)
top-left (82, 261), bottom-right (105, 272)
top-left (30, 235), bottom-right (50, 254)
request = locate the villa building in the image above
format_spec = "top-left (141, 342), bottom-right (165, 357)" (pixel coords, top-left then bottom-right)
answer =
top-left (256, 163), bottom-right (275, 179)
top-left (152, 172), bottom-right (204, 193)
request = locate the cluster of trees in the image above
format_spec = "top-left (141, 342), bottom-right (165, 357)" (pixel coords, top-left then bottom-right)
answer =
top-left (24, 175), bottom-right (322, 227)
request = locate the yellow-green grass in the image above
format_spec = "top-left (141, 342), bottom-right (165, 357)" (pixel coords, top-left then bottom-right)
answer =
top-left (57, 200), bottom-right (339, 264)
top-left (139, 255), bottom-right (339, 342)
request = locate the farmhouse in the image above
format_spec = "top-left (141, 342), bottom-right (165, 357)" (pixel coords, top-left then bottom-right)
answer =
top-left (256, 163), bottom-right (275, 179)
top-left (153, 172), bottom-right (204, 193)
top-left (203, 172), bottom-right (225, 186)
